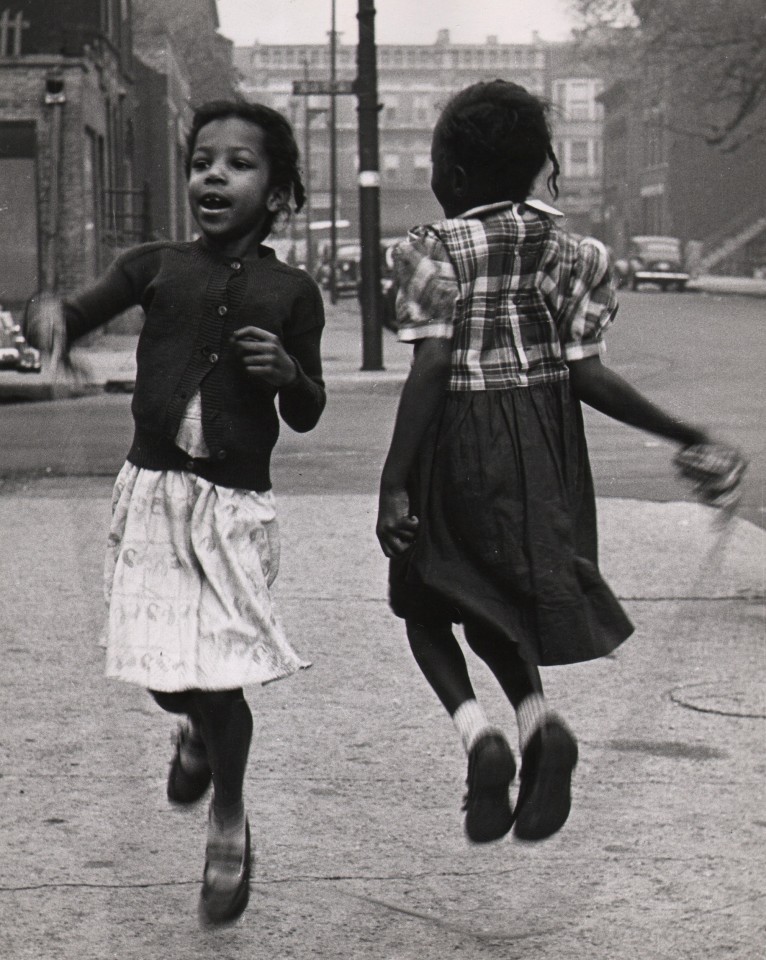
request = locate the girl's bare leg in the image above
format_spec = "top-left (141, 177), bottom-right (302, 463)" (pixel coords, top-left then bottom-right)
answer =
top-left (405, 620), bottom-right (476, 715)
top-left (405, 619), bottom-right (515, 843)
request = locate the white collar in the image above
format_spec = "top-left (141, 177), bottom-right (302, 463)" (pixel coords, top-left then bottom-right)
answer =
top-left (458, 198), bottom-right (564, 219)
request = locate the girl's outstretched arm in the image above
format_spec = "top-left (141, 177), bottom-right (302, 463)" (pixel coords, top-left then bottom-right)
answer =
top-left (567, 354), bottom-right (709, 446)
top-left (377, 337), bottom-right (452, 558)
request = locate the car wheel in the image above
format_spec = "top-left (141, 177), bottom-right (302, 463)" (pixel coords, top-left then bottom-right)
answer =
top-left (630, 277), bottom-right (639, 291)
top-left (676, 281), bottom-right (687, 292)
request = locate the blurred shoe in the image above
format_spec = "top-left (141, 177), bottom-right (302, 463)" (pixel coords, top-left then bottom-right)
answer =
top-left (200, 812), bottom-right (251, 924)
top-left (463, 732), bottom-right (516, 843)
top-left (513, 718), bottom-right (578, 842)
top-left (167, 721), bottom-right (212, 805)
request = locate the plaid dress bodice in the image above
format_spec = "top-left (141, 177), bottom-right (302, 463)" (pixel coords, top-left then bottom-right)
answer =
top-left (394, 202), bottom-right (618, 391)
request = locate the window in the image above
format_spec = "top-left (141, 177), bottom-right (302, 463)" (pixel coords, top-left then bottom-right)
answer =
top-left (567, 82), bottom-right (592, 120)
top-left (384, 96), bottom-right (399, 124)
top-left (383, 154), bottom-right (400, 183)
top-left (554, 79), bottom-right (597, 121)
top-left (567, 140), bottom-right (591, 177)
top-left (413, 96), bottom-right (430, 123)
top-left (643, 112), bottom-right (667, 168)
top-left (414, 153), bottom-right (431, 184)
top-left (570, 141), bottom-right (589, 164)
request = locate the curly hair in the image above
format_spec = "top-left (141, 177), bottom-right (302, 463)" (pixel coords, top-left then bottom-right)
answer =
top-left (434, 80), bottom-right (560, 201)
top-left (185, 100), bottom-right (306, 237)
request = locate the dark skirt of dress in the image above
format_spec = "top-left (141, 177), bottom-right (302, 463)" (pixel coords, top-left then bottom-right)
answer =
top-left (389, 381), bottom-right (634, 666)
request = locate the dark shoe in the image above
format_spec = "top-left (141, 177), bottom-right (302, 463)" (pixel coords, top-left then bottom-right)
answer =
top-left (167, 722), bottom-right (212, 805)
top-left (463, 732), bottom-right (516, 843)
top-left (513, 717), bottom-right (578, 842)
top-left (200, 817), bottom-right (251, 925)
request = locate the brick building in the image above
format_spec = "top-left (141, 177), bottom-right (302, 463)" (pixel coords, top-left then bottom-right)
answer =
top-left (0, 0), bottom-right (136, 310)
top-left (0, 0), bottom-right (233, 319)
top-left (233, 31), bottom-right (606, 261)
top-left (599, 77), bottom-right (766, 274)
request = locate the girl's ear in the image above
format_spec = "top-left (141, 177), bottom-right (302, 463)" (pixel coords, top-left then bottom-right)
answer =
top-left (267, 187), bottom-right (288, 212)
top-left (451, 164), bottom-right (468, 198)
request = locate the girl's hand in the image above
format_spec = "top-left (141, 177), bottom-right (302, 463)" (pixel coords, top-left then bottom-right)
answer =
top-left (673, 441), bottom-right (748, 512)
top-left (377, 487), bottom-right (419, 558)
top-left (25, 292), bottom-right (71, 375)
top-left (231, 326), bottom-right (297, 386)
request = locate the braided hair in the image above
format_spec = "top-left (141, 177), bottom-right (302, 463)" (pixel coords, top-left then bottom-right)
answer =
top-left (435, 80), bottom-right (560, 202)
top-left (185, 100), bottom-right (306, 238)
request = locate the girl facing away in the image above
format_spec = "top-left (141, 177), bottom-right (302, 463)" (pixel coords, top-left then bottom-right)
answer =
top-left (29, 101), bottom-right (325, 923)
top-left (376, 81), bottom-right (745, 846)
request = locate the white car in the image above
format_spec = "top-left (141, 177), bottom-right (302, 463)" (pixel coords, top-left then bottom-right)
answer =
top-left (0, 309), bottom-right (42, 373)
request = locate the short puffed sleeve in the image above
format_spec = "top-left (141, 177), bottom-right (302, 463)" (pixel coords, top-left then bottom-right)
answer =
top-left (392, 227), bottom-right (458, 343)
top-left (557, 237), bottom-right (618, 361)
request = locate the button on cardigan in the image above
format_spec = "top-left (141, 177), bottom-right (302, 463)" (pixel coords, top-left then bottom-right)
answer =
top-left (64, 238), bottom-right (326, 491)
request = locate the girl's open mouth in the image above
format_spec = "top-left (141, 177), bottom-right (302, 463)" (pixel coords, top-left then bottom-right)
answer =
top-left (199, 193), bottom-right (232, 211)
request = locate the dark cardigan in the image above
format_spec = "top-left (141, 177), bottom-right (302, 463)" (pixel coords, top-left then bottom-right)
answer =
top-left (64, 239), bottom-right (326, 491)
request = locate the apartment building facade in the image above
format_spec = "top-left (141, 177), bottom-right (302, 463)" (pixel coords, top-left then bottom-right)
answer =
top-left (234, 30), bottom-right (605, 253)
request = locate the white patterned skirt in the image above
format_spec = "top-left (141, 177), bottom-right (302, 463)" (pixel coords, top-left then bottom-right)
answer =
top-left (103, 462), bottom-right (310, 691)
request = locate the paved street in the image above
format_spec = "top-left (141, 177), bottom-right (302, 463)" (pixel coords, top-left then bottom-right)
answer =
top-left (2, 287), bottom-right (764, 526)
top-left (0, 290), bottom-right (764, 959)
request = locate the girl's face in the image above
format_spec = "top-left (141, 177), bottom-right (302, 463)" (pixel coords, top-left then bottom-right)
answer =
top-left (188, 116), bottom-right (284, 254)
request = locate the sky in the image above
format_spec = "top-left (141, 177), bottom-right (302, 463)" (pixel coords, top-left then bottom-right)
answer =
top-left (216, 0), bottom-right (577, 47)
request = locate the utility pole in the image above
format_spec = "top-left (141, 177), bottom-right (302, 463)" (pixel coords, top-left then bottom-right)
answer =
top-left (356, 0), bottom-right (383, 370)
top-left (302, 59), bottom-right (314, 276)
top-left (328, 0), bottom-right (338, 304)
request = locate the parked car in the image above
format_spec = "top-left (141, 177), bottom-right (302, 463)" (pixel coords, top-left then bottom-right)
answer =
top-left (334, 243), bottom-right (365, 296)
top-left (316, 239), bottom-right (400, 305)
top-left (615, 236), bottom-right (689, 291)
top-left (0, 308), bottom-right (41, 373)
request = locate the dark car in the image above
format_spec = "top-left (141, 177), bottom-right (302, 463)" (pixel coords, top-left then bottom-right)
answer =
top-left (334, 243), bottom-right (364, 296)
top-left (0, 308), bottom-right (41, 373)
top-left (316, 240), bottom-right (400, 307)
top-left (314, 242), bottom-right (364, 296)
top-left (615, 236), bottom-right (689, 292)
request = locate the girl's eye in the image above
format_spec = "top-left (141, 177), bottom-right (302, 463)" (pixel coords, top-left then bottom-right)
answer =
top-left (191, 158), bottom-right (208, 170)
top-left (232, 159), bottom-right (252, 170)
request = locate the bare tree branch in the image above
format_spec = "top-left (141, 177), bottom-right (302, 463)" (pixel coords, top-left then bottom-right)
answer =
top-left (570, 0), bottom-right (766, 150)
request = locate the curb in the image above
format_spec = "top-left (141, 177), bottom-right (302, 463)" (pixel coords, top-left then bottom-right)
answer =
top-left (1, 370), bottom-right (410, 403)
top-left (687, 280), bottom-right (766, 299)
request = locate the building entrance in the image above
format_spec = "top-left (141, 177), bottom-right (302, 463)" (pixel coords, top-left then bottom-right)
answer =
top-left (0, 122), bottom-right (39, 311)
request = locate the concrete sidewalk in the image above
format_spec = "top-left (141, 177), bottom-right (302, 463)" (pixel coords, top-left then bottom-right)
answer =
top-left (0, 482), bottom-right (763, 959)
top-left (0, 294), bottom-right (764, 958)
top-left (689, 274), bottom-right (766, 298)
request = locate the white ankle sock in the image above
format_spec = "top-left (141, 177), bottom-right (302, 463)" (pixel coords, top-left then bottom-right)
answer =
top-left (515, 692), bottom-right (553, 753)
top-left (452, 699), bottom-right (494, 754)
